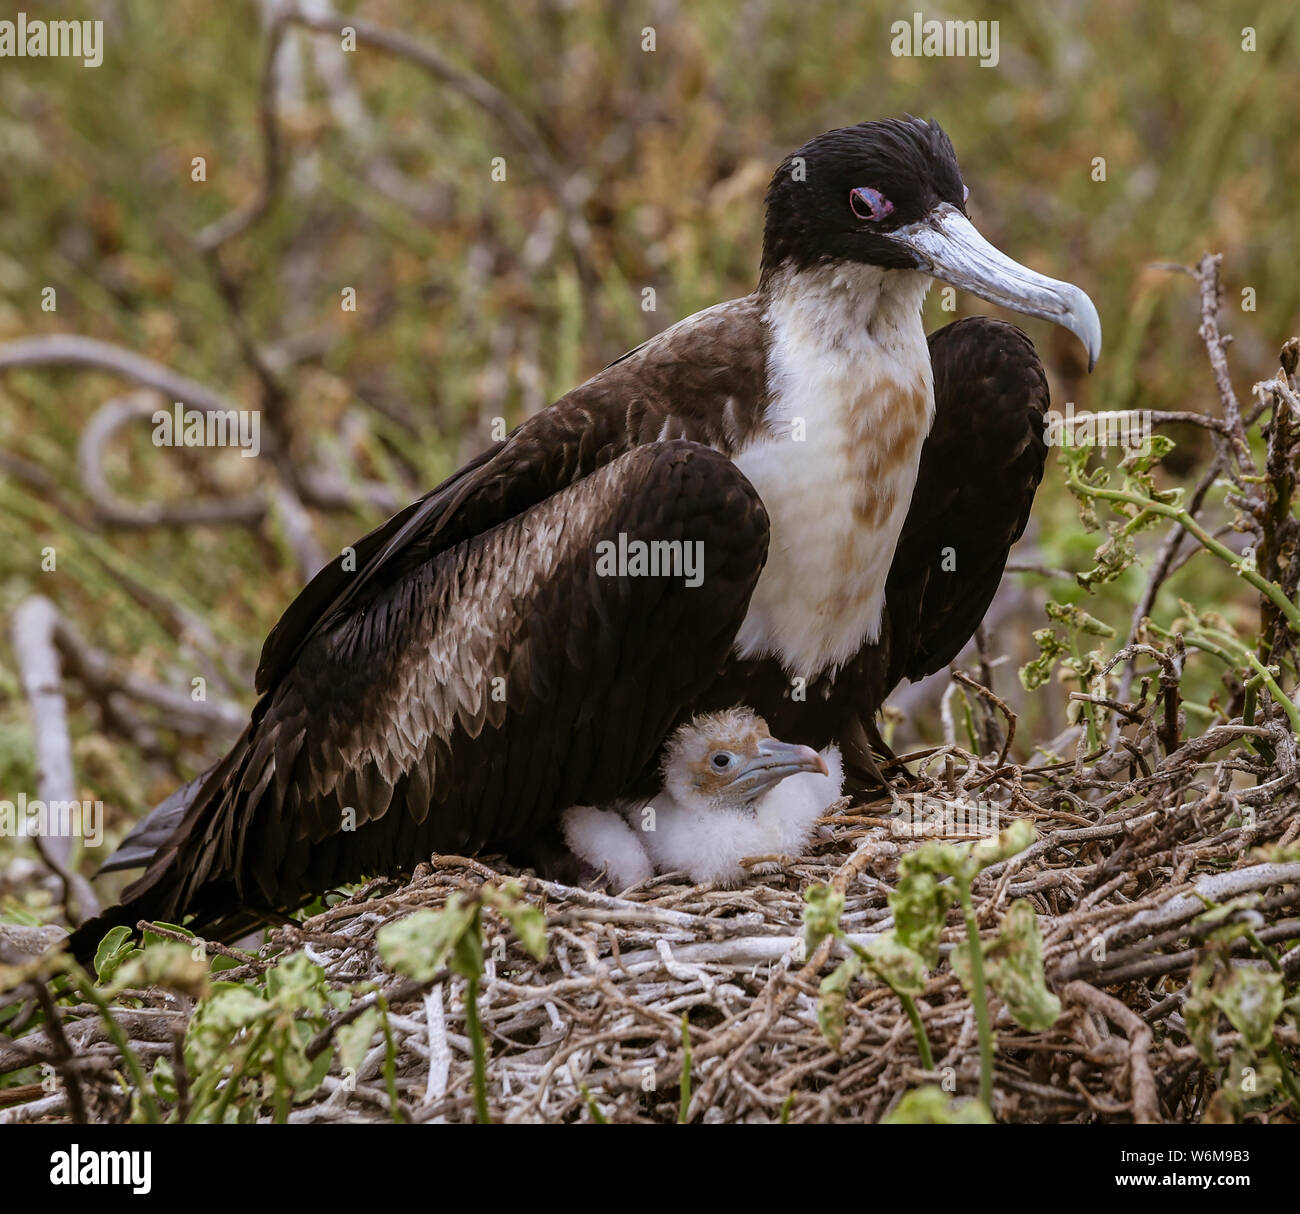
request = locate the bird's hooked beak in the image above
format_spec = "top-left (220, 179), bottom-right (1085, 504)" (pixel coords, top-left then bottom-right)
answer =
top-left (885, 203), bottom-right (1102, 371)
top-left (728, 737), bottom-right (828, 810)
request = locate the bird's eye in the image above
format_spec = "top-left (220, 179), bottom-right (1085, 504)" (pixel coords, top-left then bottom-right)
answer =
top-left (710, 752), bottom-right (734, 770)
top-left (849, 186), bottom-right (894, 223)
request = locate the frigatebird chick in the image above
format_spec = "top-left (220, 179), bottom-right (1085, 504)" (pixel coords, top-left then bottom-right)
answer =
top-left (561, 709), bottom-right (843, 890)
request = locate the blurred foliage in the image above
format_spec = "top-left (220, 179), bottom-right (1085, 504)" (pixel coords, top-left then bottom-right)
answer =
top-left (2, 0), bottom-right (1299, 899)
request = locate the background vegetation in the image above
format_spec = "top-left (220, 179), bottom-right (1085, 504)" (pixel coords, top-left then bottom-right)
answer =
top-left (1, 0), bottom-right (1298, 940)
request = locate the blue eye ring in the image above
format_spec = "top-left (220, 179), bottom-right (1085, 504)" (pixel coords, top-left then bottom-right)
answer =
top-left (850, 186), bottom-right (894, 222)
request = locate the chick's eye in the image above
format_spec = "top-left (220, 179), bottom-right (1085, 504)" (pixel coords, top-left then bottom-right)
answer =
top-left (710, 752), bottom-right (733, 770)
top-left (850, 186), bottom-right (894, 223)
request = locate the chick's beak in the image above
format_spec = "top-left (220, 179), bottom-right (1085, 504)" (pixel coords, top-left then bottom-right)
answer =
top-left (728, 738), bottom-right (828, 805)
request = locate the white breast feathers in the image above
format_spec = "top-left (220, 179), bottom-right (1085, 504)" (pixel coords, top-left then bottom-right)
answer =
top-left (560, 746), bottom-right (844, 891)
top-left (732, 263), bottom-right (935, 678)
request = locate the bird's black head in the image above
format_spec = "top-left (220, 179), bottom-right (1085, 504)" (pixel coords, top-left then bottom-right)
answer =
top-left (761, 117), bottom-right (967, 280)
top-left (758, 117), bottom-right (1102, 369)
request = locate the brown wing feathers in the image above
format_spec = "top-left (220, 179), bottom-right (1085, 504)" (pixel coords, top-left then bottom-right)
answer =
top-left (883, 317), bottom-right (1049, 686)
top-left (75, 436), bottom-right (769, 950)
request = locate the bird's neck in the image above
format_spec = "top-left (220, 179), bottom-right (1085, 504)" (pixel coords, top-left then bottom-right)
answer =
top-left (759, 260), bottom-right (933, 371)
top-left (730, 262), bottom-right (936, 677)
top-left (756, 262), bottom-right (936, 459)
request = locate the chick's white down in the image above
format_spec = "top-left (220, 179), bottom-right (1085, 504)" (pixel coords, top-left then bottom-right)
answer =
top-left (560, 708), bottom-right (844, 890)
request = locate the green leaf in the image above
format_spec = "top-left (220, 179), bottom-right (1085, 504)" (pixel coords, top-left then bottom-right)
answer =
top-left (817, 955), bottom-right (861, 1050)
top-left (451, 911), bottom-right (485, 981)
top-left (581, 1085), bottom-right (610, 1123)
top-left (979, 900), bottom-right (1060, 1032)
top-left (1120, 432), bottom-right (1174, 474)
top-left (802, 884), bottom-right (845, 955)
top-left (150, 1055), bottom-right (177, 1105)
top-left (484, 883), bottom-right (548, 960)
top-left (336, 1006), bottom-right (383, 1079)
top-left (862, 935), bottom-right (927, 997)
top-left (376, 897), bottom-right (478, 982)
top-left (285, 1020), bottom-right (332, 1097)
top-left (192, 983), bottom-right (268, 1033)
top-left (1192, 895), bottom-right (1262, 926)
top-left (1044, 600), bottom-right (1116, 638)
top-left (1019, 627), bottom-right (1066, 691)
top-left (884, 1085), bottom-right (993, 1124)
top-left (1056, 441), bottom-right (1095, 482)
top-left (265, 952), bottom-right (329, 1015)
top-left (92, 925), bottom-right (137, 984)
top-left (970, 820), bottom-right (1037, 870)
top-left (1183, 956), bottom-right (1221, 1068)
top-left (111, 942), bottom-right (209, 998)
top-left (142, 922), bottom-right (194, 948)
top-left (1077, 521), bottom-right (1139, 589)
top-left (902, 839), bottom-right (969, 879)
top-left (1222, 1046), bottom-right (1282, 1107)
top-left (889, 865), bottom-right (953, 969)
top-left (1212, 968), bottom-right (1284, 1053)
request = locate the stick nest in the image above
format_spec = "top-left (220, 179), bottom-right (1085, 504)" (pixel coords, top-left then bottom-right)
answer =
top-left (9, 705), bottom-right (1297, 1125)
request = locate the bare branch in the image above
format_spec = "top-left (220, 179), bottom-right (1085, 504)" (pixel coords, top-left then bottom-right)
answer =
top-left (1063, 981), bottom-right (1160, 1124)
top-left (9, 596), bottom-right (100, 924)
top-left (77, 392), bottom-right (267, 529)
top-left (195, 3), bottom-right (601, 343)
top-left (0, 335), bottom-right (243, 417)
top-left (51, 613), bottom-right (246, 738)
top-left (1193, 252), bottom-right (1252, 458)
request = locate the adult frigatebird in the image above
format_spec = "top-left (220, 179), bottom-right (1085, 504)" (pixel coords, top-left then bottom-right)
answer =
top-left (70, 117), bottom-right (1100, 958)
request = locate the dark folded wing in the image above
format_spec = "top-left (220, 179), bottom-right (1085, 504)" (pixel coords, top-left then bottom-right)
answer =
top-left (883, 316), bottom-right (1050, 687)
